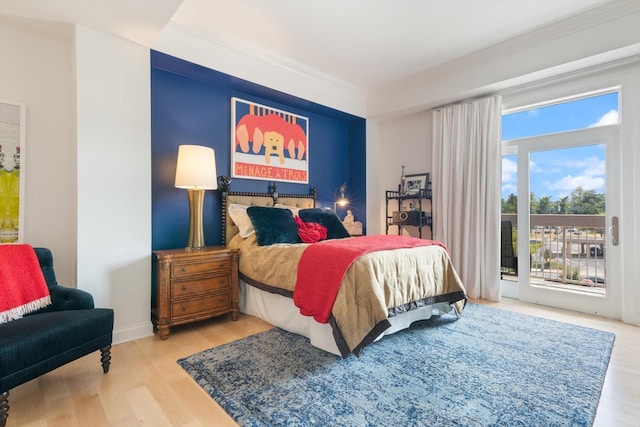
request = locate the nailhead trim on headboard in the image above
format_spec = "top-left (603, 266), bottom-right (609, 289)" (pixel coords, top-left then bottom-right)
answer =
top-left (219, 180), bottom-right (317, 246)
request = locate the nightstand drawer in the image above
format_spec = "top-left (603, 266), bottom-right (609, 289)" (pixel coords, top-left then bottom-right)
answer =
top-left (172, 259), bottom-right (230, 278)
top-left (153, 246), bottom-right (239, 339)
top-left (172, 275), bottom-right (229, 297)
top-left (172, 294), bottom-right (230, 318)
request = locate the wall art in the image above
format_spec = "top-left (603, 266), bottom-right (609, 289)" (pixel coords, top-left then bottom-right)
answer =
top-left (0, 100), bottom-right (25, 243)
top-left (231, 97), bottom-right (309, 183)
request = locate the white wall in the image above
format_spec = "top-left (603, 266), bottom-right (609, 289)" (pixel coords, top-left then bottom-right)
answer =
top-left (75, 26), bottom-right (153, 343)
top-left (367, 2), bottom-right (640, 326)
top-left (1, 15), bottom-right (164, 344)
top-left (0, 16), bottom-right (76, 286)
top-left (0, 15), bottom-right (77, 284)
top-left (619, 63), bottom-right (640, 327)
top-left (366, 111), bottom-right (432, 237)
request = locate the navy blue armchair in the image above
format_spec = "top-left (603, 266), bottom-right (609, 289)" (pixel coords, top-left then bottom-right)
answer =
top-left (0, 248), bottom-right (114, 427)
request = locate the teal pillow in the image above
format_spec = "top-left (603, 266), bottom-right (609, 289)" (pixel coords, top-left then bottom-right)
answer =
top-left (298, 208), bottom-right (351, 240)
top-left (246, 206), bottom-right (302, 246)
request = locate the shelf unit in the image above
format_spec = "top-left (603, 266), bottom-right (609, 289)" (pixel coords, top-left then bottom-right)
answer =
top-left (385, 184), bottom-right (433, 238)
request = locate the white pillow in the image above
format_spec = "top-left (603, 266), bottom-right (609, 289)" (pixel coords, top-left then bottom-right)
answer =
top-left (274, 203), bottom-right (301, 216)
top-left (228, 204), bottom-right (255, 238)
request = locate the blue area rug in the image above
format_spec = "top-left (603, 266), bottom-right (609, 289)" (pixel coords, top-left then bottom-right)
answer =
top-left (178, 304), bottom-right (614, 426)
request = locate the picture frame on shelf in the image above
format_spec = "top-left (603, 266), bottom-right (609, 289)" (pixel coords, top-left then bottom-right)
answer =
top-left (404, 173), bottom-right (429, 196)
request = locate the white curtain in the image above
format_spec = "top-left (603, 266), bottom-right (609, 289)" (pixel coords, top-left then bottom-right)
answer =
top-left (431, 96), bottom-right (502, 301)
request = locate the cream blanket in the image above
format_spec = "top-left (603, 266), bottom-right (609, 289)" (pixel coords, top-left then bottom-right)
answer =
top-left (229, 234), bottom-right (467, 356)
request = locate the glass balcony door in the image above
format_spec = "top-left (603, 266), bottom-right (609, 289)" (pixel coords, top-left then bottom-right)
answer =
top-left (503, 126), bottom-right (620, 318)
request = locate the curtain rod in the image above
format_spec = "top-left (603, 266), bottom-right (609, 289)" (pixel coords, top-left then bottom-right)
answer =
top-left (432, 94), bottom-right (496, 112)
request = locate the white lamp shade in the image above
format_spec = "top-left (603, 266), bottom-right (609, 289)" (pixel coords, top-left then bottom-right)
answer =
top-left (175, 145), bottom-right (218, 190)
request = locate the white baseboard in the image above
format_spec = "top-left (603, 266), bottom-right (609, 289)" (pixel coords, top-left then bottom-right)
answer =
top-left (112, 321), bottom-right (154, 345)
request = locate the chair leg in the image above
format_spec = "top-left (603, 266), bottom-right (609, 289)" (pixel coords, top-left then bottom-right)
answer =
top-left (100, 345), bottom-right (112, 374)
top-left (1, 346), bottom-right (111, 427)
top-left (0, 390), bottom-right (8, 427)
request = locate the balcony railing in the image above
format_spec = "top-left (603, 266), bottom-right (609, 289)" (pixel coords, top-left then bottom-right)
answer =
top-left (501, 214), bottom-right (606, 292)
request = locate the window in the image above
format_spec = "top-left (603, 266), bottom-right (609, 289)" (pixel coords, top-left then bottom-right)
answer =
top-left (500, 90), bottom-right (618, 294)
top-left (502, 91), bottom-right (617, 213)
top-left (502, 91), bottom-right (618, 140)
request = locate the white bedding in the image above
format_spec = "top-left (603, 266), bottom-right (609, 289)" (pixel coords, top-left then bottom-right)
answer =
top-left (239, 278), bottom-right (453, 356)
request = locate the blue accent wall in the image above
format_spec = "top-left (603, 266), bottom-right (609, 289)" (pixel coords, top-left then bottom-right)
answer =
top-left (151, 51), bottom-right (366, 250)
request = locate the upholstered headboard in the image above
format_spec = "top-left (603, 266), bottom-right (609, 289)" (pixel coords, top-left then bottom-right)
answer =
top-left (219, 181), bottom-right (317, 246)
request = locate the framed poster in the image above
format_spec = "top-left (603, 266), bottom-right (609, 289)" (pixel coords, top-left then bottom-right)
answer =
top-left (231, 97), bottom-right (309, 183)
top-left (0, 100), bottom-right (25, 243)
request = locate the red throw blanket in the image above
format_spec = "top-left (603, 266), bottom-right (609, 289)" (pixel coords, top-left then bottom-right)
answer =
top-left (293, 235), bottom-right (447, 323)
top-left (0, 244), bottom-right (51, 323)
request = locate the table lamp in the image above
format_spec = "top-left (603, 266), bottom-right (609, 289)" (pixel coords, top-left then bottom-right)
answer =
top-left (175, 145), bottom-right (217, 250)
top-left (333, 182), bottom-right (348, 212)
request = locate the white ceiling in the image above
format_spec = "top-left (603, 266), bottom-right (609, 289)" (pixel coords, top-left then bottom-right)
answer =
top-left (0, 0), bottom-right (615, 91)
top-left (169, 0), bottom-right (613, 91)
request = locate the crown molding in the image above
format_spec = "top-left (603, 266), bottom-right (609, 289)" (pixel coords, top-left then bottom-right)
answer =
top-left (154, 22), bottom-right (367, 117)
top-left (165, 22), bottom-right (366, 97)
top-left (369, 0), bottom-right (640, 105)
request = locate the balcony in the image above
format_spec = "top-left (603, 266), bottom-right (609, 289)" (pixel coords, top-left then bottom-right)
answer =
top-left (501, 214), bottom-right (606, 294)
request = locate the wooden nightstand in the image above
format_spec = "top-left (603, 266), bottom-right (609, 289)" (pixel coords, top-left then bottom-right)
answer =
top-left (152, 246), bottom-right (239, 340)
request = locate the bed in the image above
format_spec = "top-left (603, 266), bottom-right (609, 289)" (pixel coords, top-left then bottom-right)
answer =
top-left (220, 183), bottom-right (467, 358)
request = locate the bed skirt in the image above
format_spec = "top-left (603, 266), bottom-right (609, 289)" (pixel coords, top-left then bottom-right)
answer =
top-left (238, 279), bottom-right (453, 356)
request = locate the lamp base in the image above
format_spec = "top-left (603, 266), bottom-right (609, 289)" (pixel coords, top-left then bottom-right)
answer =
top-left (186, 189), bottom-right (206, 250)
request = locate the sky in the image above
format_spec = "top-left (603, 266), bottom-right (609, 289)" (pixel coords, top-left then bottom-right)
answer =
top-left (501, 91), bottom-right (618, 201)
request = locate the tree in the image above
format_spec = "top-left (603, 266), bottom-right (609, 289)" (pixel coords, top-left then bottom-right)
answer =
top-left (558, 196), bottom-right (569, 214)
top-left (529, 192), bottom-right (539, 214)
top-left (570, 186), bottom-right (605, 214)
top-left (537, 196), bottom-right (552, 214)
top-left (501, 188), bottom-right (604, 215)
top-left (502, 193), bottom-right (517, 213)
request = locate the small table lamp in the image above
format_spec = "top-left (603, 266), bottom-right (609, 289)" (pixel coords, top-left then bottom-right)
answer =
top-left (175, 145), bottom-right (218, 250)
top-left (333, 182), bottom-right (348, 212)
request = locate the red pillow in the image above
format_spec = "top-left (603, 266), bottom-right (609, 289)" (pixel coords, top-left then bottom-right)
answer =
top-left (294, 216), bottom-right (327, 243)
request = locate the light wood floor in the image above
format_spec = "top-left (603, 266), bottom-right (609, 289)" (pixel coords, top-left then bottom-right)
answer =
top-left (6, 299), bottom-right (639, 426)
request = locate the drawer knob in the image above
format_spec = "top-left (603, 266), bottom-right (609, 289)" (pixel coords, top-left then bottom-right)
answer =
top-left (182, 285), bottom-right (187, 291)
top-left (181, 267), bottom-right (187, 272)
top-left (181, 305), bottom-right (187, 312)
